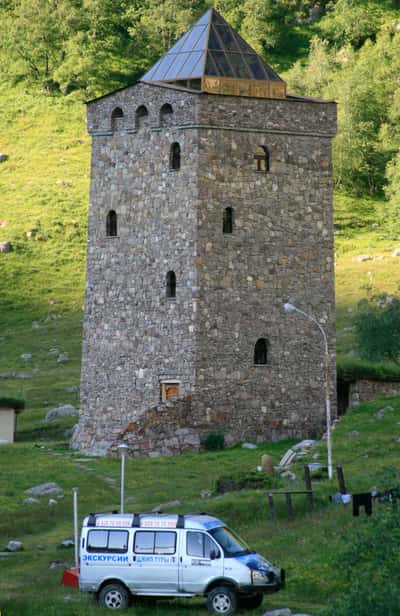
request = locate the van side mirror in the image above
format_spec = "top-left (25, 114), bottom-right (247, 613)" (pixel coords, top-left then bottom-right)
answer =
top-left (210, 549), bottom-right (220, 560)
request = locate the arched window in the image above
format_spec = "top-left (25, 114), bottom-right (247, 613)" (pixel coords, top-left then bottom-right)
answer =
top-left (170, 142), bottom-right (181, 171)
top-left (166, 271), bottom-right (176, 298)
top-left (135, 105), bottom-right (149, 129)
top-left (254, 338), bottom-right (269, 365)
top-left (160, 103), bottom-right (173, 126)
top-left (111, 107), bottom-right (124, 132)
top-left (223, 207), bottom-right (234, 234)
top-left (106, 210), bottom-right (117, 237)
top-left (254, 146), bottom-right (270, 172)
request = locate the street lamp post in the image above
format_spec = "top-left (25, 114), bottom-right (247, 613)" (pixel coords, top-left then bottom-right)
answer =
top-left (283, 302), bottom-right (333, 480)
top-left (118, 444), bottom-right (129, 513)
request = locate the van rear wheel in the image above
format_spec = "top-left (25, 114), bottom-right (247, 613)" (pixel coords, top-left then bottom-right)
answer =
top-left (207, 586), bottom-right (237, 615)
top-left (98, 583), bottom-right (130, 609)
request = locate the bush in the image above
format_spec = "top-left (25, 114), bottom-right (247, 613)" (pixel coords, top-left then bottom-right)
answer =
top-left (353, 294), bottom-right (400, 364)
top-left (0, 397), bottom-right (25, 410)
top-left (337, 357), bottom-right (400, 382)
top-left (204, 432), bottom-right (225, 451)
top-left (215, 471), bottom-right (278, 494)
top-left (322, 466), bottom-right (400, 615)
top-left (322, 505), bottom-right (400, 615)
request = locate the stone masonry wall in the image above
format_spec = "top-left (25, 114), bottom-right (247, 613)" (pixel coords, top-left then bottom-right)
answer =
top-left (74, 82), bottom-right (337, 456)
top-left (349, 380), bottom-right (400, 408)
top-left (193, 93), bottom-right (337, 444)
top-left (75, 84), bottom-right (201, 455)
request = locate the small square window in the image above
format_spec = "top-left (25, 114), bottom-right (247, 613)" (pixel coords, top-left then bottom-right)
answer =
top-left (160, 382), bottom-right (180, 401)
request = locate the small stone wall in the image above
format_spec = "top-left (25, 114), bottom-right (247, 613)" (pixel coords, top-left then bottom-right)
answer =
top-left (108, 396), bottom-right (201, 457)
top-left (349, 379), bottom-right (400, 408)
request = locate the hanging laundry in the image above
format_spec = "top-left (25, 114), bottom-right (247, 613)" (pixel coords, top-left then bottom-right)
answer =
top-left (353, 492), bottom-right (372, 516)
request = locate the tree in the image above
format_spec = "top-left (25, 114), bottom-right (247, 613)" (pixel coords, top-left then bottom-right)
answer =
top-left (353, 294), bottom-right (400, 364)
top-left (0, 0), bottom-right (81, 89)
top-left (319, 0), bottom-right (390, 49)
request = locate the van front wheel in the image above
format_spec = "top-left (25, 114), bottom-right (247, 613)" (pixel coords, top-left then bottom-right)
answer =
top-left (98, 583), bottom-right (130, 609)
top-left (207, 586), bottom-right (237, 615)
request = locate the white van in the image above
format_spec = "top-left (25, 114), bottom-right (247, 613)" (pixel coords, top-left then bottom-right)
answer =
top-left (79, 511), bottom-right (284, 614)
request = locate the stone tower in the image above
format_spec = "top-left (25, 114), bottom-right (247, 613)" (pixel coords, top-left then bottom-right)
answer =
top-left (73, 9), bottom-right (337, 456)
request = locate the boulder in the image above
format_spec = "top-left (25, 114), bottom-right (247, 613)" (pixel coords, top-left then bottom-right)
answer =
top-left (374, 405), bottom-right (394, 419)
top-left (23, 497), bottom-right (40, 505)
top-left (292, 439), bottom-right (317, 451)
top-left (57, 353), bottom-right (69, 364)
top-left (66, 385), bottom-right (79, 394)
top-left (0, 241), bottom-right (12, 253)
top-left (281, 470), bottom-right (296, 481)
top-left (242, 442), bottom-right (257, 449)
top-left (49, 560), bottom-right (68, 569)
top-left (0, 153), bottom-right (9, 163)
top-left (25, 482), bottom-right (63, 497)
top-left (45, 404), bottom-right (79, 422)
top-left (20, 353), bottom-right (32, 361)
top-left (6, 540), bottom-right (23, 552)
top-left (355, 254), bottom-right (372, 262)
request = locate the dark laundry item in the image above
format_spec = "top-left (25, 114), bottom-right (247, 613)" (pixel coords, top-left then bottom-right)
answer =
top-left (376, 489), bottom-right (397, 504)
top-left (353, 492), bottom-right (372, 516)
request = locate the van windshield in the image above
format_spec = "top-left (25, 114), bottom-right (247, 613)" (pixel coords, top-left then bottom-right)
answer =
top-left (209, 526), bottom-right (251, 557)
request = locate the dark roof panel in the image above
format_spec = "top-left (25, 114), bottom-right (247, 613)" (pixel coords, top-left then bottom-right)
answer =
top-left (140, 8), bottom-right (284, 85)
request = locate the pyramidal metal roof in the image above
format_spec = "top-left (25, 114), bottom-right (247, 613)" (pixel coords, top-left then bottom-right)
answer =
top-left (140, 8), bottom-right (284, 87)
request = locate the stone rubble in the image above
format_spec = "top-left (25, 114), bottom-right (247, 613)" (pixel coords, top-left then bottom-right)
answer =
top-left (44, 404), bottom-right (79, 422)
top-left (24, 482), bottom-right (64, 497)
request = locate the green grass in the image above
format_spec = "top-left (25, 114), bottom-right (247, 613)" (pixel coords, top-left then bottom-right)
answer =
top-left (2, 396), bottom-right (400, 615)
top-left (335, 193), bottom-right (400, 357)
top-left (0, 83), bottom-right (89, 320)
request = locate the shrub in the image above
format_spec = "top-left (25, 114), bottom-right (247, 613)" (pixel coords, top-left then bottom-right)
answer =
top-left (215, 471), bottom-right (278, 494)
top-left (353, 294), bottom-right (400, 364)
top-left (0, 397), bottom-right (25, 410)
top-left (322, 505), bottom-right (400, 616)
top-left (204, 432), bottom-right (225, 451)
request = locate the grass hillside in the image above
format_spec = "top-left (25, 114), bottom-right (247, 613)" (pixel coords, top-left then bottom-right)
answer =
top-left (2, 394), bottom-right (400, 615)
top-left (0, 84), bottom-right (89, 322)
top-left (0, 85), bottom-right (89, 409)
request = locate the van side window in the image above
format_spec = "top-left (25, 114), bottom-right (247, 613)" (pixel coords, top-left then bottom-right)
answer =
top-left (187, 532), bottom-right (220, 559)
top-left (87, 530), bottom-right (128, 553)
top-left (134, 531), bottom-right (176, 555)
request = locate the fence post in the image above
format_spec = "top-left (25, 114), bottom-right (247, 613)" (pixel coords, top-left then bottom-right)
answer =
top-left (285, 493), bottom-right (293, 521)
top-left (267, 492), bottom-right (276, 523)
top-left (336, 465), bottom-right (347, 494)
top-left (304, 465), bottom-right (314, 512)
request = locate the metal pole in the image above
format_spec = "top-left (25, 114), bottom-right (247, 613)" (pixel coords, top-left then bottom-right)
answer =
top-left (72, 487), bottom-right (79, 568)
top-left (120, 452), bottom-right (126, 514)
top-left (283, 303), bottom-right (333, 480)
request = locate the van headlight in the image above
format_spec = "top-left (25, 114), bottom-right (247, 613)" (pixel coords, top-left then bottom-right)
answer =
top-left (251, 570), bottom-right (268, 585)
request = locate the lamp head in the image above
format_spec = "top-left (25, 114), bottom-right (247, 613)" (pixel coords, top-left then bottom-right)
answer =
top-left (118, 443), bottom-right (129, 455)
top-left (283, 302), bottom-right (296, 312)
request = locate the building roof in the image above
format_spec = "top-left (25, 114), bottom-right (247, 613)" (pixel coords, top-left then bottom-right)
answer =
top-left (140, 8), bottom-right (283, 86)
